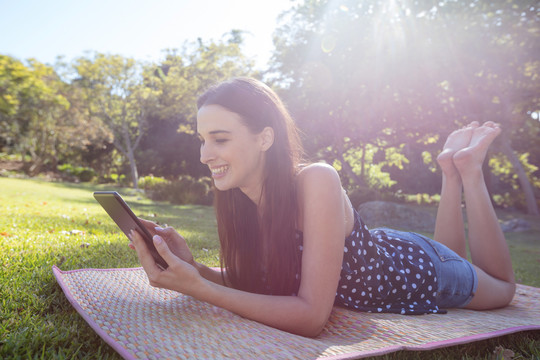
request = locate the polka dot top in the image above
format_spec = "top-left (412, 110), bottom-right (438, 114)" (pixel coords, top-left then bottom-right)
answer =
top-left (297, 210), bottom-right (443, 315)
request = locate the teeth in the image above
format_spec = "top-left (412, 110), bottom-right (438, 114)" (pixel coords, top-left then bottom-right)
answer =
top-left (211, 166), bottom-right (229, 176)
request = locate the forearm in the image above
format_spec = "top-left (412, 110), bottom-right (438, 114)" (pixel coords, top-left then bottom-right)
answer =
top-left (193, 261), bottom-right (228, 286)
top-left (192, 278), bottom-right (328, 337)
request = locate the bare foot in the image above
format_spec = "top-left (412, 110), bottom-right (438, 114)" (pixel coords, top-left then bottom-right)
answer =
top-left (453, 121), bottom-right (501, 178)
top-left (437, 122), bottom-right (479, 178)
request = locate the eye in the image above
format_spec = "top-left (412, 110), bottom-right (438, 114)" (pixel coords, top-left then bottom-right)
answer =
top-left (215, 139), bottom-right (229, 144)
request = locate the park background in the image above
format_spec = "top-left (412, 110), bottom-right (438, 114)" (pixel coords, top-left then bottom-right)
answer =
top-left (1, 0), bottom-right (539, 215)
top-left (1, 0), bottom-right (540, 358)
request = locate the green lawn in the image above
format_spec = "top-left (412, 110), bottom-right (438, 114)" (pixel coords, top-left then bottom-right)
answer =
top-left (0, 177), bottom-right (538, 359)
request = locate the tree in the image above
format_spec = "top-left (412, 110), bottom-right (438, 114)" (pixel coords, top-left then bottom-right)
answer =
top-left (430, 0), bottom-right (540, 215)
top-left (0, 55), bottom-right (69, 174)
top-left (72, 53), bottom-right (155, 189)
top-left (136, 32), bottom-right (256, 179)
top-left (270, 0), bottom-right (539, 213)
top-left (53, 59), bottom-right (115, 175)
top-left (270, 0), bottom-right (459, 189)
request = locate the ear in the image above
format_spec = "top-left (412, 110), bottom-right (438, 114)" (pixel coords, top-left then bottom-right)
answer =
top-left (259, 127), bottom-right (274, 152)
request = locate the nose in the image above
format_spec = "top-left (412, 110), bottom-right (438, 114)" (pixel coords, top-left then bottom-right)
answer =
top-left (200, 142), bottom-right (213, 165)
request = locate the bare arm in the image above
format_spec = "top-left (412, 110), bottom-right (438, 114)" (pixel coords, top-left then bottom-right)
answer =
top-left (130, 164), bottom-right (347, 337)
top-left (193, 262), bottom-right (228, 286)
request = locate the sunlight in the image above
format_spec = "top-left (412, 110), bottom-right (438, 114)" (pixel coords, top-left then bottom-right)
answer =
top-left (372, 0), bottom-right (413, 50)
top-left (302, 0), bottom-right (416, 87)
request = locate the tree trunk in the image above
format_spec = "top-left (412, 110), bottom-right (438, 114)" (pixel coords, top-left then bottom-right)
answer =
top-left (127, 148), bottom-right (139, 190)
top-left (482, 157), bottom-right (497, 208)
top-left (360, 142), bottom-right (366, 179)
top-left (116, 121), bottom-right (140, 190)
top-left (334, 138), bottom-right (366, 187)
top-left (499, 133), bottom-right (539, 215)
top-left (122, 128), bottom-right (139, 190)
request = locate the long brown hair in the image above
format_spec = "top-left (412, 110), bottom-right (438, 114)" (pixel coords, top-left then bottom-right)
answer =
top-left (197, 77), bottom-right (304, 295)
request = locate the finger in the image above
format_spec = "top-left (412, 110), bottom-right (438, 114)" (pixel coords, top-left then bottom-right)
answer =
top-left (138, 218), bottom-right (159, 232)
top-left (154, 225), bottom-right (176, 235)
top-left (152, 235), bottom-right (180, 265)
top-left (139, 218), bottom-right (157, 226)
top-left (154, 226), bottom-right (181, 245)
top-left (130, 230), bottom-right (162, 272)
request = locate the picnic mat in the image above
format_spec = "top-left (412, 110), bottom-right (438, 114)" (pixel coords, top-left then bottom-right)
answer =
top-left (53, 266), bottom-right (540, 360)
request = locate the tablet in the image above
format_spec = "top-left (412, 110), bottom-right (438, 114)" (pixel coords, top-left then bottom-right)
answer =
top-left (93, 191), bottom-right (168, 269)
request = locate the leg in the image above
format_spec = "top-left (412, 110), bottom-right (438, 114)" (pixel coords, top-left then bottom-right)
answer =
top-left (453, 122), bottom-right (515, 309)
top-left (433, 122), bottom-right (478, 258)
top-left (466, 266), bottom-right (515, 309)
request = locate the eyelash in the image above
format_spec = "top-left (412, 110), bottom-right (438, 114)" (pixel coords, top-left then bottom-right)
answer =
top-left (199, 138), bottom-right (228, 145)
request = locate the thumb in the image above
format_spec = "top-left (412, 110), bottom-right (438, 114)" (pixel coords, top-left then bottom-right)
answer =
top-left (155, 226), bottom-right (174, 233)
top-left (153, 235), bottom-right (178, 264)
top-left (155, 226), bottom-right (177, 240)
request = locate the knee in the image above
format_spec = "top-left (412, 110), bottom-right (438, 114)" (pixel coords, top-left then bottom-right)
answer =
top-left (466, 276), bottom-right (516, 310)
top-left (483, 281), bottom-right (515, 309)
top-left (498, 281), bottom-right (516, 307)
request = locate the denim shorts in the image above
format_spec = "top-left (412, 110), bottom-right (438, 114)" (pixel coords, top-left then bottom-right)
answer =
top-left (381, 229), bottom-right (478, 309)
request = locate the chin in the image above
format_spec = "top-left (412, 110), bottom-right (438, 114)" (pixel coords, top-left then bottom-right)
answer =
top-left (213, 179), bottom-right (233, 192)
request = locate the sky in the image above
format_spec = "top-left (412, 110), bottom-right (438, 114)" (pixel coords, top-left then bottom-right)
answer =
top-left (0, 0), bottom-right (295, 69)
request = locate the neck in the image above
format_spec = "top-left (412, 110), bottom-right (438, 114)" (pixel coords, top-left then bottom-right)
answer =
top-left (240, 182), bottom-right (264, 208)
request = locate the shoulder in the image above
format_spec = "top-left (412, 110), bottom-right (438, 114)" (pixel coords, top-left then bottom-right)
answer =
top-left (296, 163), bottom-right (342, 196)
top-left (297, 162), bottom-right (340, 183)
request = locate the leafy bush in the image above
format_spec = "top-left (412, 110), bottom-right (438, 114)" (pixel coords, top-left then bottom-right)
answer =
top-left (143, 175), bottom-right (213, 205)
top-left (347, 186), bottom-right (411, 209)
top-left (169, 176), bottom-right (213, 205)
top-left (139, 175), bottom-right (169, 190)
top-left (347, 186), bottom-right (379, 209)
top-left (97, 173), bottom-right (127, 185)
top-left (143, 177), bottom-right (171, 202)
top-left (492, 192), bottom-right (528, 212)
top-left (57, 164), bottom-right (96, 182)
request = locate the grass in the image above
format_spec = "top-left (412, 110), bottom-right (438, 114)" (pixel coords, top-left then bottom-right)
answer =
top-left (0, 177), bottom-right (538, 359)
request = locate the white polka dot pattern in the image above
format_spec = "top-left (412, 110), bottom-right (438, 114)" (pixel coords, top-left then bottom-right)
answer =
top-left (297, 211), bottom-right (442, 315)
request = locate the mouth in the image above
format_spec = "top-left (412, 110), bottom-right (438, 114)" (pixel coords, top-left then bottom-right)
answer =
top-left (210, 165), bottom-right (229, 177)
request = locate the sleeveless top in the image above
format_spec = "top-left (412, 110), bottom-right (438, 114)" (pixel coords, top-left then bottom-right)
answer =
top-left (296, 210), bottom-right (443, 315)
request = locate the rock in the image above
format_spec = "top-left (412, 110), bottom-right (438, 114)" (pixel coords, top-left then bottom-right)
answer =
top-left (500, 218), bottom-right (531, 232)
top-left (357, 201), bottom-right (436, 232)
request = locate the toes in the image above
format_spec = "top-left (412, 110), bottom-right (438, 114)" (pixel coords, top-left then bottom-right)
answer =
top-left (478, 123), bottom-right (502, 138)
top-left (482, 121), bottom-right (500, 129)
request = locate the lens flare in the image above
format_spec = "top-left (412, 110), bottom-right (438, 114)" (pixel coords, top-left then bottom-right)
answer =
top-left (321, 35), bottom-right (337, 53)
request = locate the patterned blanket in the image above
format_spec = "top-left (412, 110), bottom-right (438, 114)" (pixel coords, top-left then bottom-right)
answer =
top-left (53, 266), bottom-right (540, 359)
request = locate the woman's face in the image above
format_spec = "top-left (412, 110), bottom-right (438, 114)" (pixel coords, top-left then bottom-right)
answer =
top-left (197, 104), bottom-right (272, 203)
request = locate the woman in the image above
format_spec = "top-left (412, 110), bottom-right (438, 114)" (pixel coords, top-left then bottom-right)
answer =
top-left (129, 77), bottom-right (515, 337)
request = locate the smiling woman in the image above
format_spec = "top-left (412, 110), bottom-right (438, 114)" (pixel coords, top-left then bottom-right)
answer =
top-left (195, 78), bottom-right (306, 299)
top-left (128, 77), bottom-right (516, 337)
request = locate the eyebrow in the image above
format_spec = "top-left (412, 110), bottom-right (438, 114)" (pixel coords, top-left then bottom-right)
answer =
top-left (198, 130), bottom-right (232, 137)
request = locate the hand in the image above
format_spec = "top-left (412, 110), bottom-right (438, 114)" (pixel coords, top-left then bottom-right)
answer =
top-left (132, 218), bottom-right (196, 267)
top-left (129, 228), bottom-right (201, 294)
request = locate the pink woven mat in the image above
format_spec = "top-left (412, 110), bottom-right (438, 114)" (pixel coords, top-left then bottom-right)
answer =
top-left (53, 266), bottom-right (540, 360)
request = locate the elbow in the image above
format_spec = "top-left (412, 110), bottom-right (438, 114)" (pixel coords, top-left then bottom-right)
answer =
top-left (294, 312), bottom-right (330, 338)
top-left (289, 297), bottom-right (335, 337)
top-left (302, 324), bottom-right (326, 338)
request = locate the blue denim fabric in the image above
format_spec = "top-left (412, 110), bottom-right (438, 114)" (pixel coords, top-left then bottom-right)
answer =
top-left (378, 229), bottom-right (478, 309)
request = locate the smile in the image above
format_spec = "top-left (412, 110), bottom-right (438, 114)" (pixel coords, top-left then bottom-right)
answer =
top-left (211, 165), bottom-right (229, 177)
